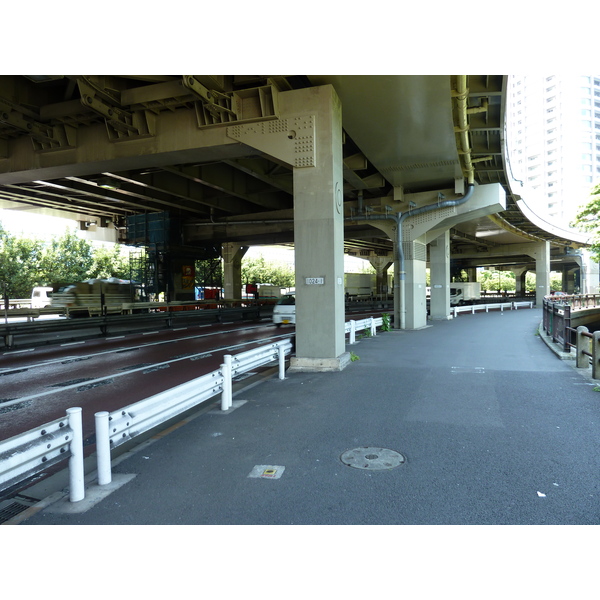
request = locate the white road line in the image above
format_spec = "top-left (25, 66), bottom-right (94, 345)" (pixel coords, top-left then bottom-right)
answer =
top-left (0, 324), bottom-right (271, 374)
top-left (0, 333), bottom-right (292, 409)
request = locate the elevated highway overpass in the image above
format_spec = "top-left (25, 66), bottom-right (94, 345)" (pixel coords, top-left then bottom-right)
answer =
top-left (0, 75), bottom-right (595, 370)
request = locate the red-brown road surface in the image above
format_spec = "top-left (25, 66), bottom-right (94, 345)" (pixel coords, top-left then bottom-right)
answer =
top-left (0, 321), bottom-right (294, 443)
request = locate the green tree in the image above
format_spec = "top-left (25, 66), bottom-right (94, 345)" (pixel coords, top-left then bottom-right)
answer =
top-left (39, 230), bottom-right (94, 289)
top-left (572, 181), bottom-right (600, 261)
top-left (88, 244), bottom-right (130, 280)
top-left (478, 270), bottom-right (516, 292)
top-left (0, 224), bottom-right (47, 297)
top-left (241, 255), bottom-right (295, 288)
top-left (195, 258), bottom-right (223, 288)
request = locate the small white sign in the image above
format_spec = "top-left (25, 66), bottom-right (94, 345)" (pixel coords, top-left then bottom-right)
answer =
top-left (305, 277), bottom-right (324, 285)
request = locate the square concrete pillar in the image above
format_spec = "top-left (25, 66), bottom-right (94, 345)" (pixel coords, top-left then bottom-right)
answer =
top-left (222, 243), bottom-right (248, 300)
top-left (429, 230), bottom-right (451, 320)
top-left (404, 239), bottom-right (428, 329)
top-left (534, 241), bottom-right (550, 305)
top-left (281, 86), bottom-right (348, 371)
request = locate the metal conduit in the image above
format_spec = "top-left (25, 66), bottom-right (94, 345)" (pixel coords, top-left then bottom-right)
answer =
top-left (347, 183), bottom-right (474, 329)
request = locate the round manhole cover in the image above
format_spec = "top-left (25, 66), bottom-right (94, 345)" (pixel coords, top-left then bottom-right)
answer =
top-left (340, 447), bottom-right (405, 470)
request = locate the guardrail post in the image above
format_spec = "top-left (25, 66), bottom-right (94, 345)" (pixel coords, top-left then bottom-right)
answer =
top-left (369, 317), bottom-right (376, 337)
top-left (278, 343), bottom-right (286, 379)
top-left (67, 407), bottom-right (85, 502)
top-left (95, 411), bottom-right (112, 485)
top-left (576, 326), bottom-right (590, 369)
top-left (593, 331), bottom-right (600, 380)
top-left (221, 354), bottom-right (232, 410)
top-left (349, 320), bottom-right (356, 344)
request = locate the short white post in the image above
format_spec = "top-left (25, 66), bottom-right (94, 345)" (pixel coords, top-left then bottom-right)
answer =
top-left (370, 317), bottom-right (376, 337)
top-left (278, 344), bottom-right (286, 379)
top-left (95, 411), bottom-right (112, 485)
top-left (221, 355), bottom-right (232, 410)
top-left (67, 407), bottom-right (85, 503)
top-left (350, 320), bottom-right (356, 344)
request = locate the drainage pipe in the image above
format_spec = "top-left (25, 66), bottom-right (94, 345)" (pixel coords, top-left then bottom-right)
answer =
top-left (346, 182), bottom-right (475, 329)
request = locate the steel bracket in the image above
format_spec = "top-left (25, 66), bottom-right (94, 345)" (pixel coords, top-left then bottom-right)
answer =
top-left (227, 115), bottom-right (316, 168)
top-left (0, 96), bottom-right (77, 152)
top-left (77, 77), bottom-right (155, 141)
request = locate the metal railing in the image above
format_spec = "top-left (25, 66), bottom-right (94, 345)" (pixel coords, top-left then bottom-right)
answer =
top-left (94, 337), bottom-right (293, 487)
top-left (346, 317), bottom-right (383, 344)
top-left (568, 326), bottom-right (600, 379)
top-left (1, 315), bottom-right (388, 503)
top-left (543, 299), bottom-right (573, 353)
top-left (0, 407), bottom-right (85, 502)
top-left (452, 301), bottom-right (534, 317)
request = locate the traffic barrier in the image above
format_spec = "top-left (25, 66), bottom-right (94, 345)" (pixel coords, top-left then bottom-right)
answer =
top-left (346, 317), bottom-right (383, 344)
top-left (452, 301), bottom-right (533, 317)
top-left (0, 407), bottom-right (84, 502)
top-left (95, 338), bottom-right (293, 485)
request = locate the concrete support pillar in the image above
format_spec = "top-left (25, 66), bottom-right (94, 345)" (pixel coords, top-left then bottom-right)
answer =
top-left (429, 230), bottom-right (451, 320)
top-left (222, 243), bottom-right (248, 300)
top-left (368, 256), bottom-right (392, 298)
top-left (577, 250), bottom-right (599, 294)
top-left (404, 239), bottom-right (428, 329)
top-left (285, 85), bottom-right (348, 371)
top-left (512, 266), bottom-right (528, 296)
top-left (532, 241), bottom-right (550, 305)
top-left (561, 267), bottom-right (569, 293)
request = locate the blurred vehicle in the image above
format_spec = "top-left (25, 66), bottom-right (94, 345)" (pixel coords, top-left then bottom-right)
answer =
top-left (31, 286), bottom-right (53, 308)
top-left (272, 293), bottom-right (295, 327)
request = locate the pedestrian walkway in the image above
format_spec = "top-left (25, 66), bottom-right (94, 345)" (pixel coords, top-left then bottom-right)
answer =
top-left (9, 308), bottom-right (600, 526)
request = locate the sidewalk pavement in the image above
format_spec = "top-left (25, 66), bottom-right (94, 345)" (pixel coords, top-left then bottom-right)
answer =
top-left (9, 308), bottom-right (600, 526)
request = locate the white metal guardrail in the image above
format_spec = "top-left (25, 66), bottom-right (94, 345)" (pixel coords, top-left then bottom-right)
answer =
top-left (1, 317), bottom-right (386, 503)
top-left (346, 317), bottom-right (383, 344)
top-left (452, 301), bottom-right (534, 317)
top-left (94, 338), bottom-right (293, 487)
top-left (0, 407), bottom-right (84, 502)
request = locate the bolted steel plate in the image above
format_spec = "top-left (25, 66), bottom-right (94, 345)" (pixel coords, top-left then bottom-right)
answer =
top-left (340, 447), bottom-right (405, 470)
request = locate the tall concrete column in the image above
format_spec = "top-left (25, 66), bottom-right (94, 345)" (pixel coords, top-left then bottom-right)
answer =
top-left (465, 267), bottom-right (477, 281)
top-left (222, 243), bottom-right (248, 300)
top-left (369, 255), bottom-right (392, 297)
top-left (284, 85), bottom-right (348, 371)
top-left (404, 238), bottom-right (428, 329)
top-left (532, 241), bottom-right (550, 305)
top-left (512, 266), bottom-right (528, 296)
top-left (429, 230), bottom-right (450, 320)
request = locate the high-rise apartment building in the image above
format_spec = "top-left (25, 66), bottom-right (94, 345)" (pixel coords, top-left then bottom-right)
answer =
top-left (506, 75), bottom-right (600, 228)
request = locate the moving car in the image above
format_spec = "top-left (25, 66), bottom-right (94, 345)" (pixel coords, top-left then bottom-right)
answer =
top-left (272, 293), bottom-right (295, 327)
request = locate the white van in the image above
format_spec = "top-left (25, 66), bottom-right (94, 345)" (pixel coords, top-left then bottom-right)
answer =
top-left (31, 286), bottom-right (53, 308)
top-left (272, 293), bottom-right (295, 327)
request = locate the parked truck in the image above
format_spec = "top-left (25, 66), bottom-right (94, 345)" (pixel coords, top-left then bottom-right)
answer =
top-left (449, 282), bottom-right (481, 306)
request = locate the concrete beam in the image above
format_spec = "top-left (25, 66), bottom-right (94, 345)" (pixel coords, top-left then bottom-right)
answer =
top-left (0, 108), bottom-right (259, 184)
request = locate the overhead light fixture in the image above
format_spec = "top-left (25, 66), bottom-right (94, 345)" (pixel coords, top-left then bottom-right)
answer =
top-left (97, 177), bottom-right (120, 190)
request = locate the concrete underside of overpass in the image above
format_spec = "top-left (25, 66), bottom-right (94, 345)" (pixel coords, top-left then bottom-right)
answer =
top-left (0, 75), bottom-right (596, 369)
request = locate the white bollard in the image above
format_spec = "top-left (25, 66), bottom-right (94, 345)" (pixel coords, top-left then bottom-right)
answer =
top-left (278, 344), bottom-right (286, 380)
top-left (67, 407), bottom-right (85, 502)
top-left (370, 317), bottom-right (376, 337)
top-left (95, 411), bottom-right (112, 486)
top-left (221, 355), bottom-right (232, 410)
top-left (350, 320), bottom-right (356, 344)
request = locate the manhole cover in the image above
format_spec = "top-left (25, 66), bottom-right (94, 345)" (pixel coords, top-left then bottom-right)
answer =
top-left (340, 447), bottom-right (405, 470)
